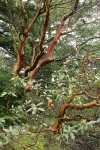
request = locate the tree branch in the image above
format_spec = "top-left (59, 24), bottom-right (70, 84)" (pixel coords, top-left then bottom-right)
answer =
top-left (14, 7), bottom-right (41, 75)
top-left (39, 0), bottom-right (50, 51)
top-left (61, 17), bottom-right (99, 36)
top-left (76, 36), bottom-right (100, 48)
top-left (51, 100), bottom-right (100, 133)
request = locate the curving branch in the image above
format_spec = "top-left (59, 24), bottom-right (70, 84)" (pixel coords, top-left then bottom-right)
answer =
top-left (25, 0), bottom-right (80, 91)
top-left (61, 17), bottom-right (100, 36)
top-left (50, 56), bottom-right (100, 133)
top-left (24, 17), bottom-right (69, 91)
top-left (13, 0), bottom-right (80, 89)
top-left (13, 0), bottom-right (30, 27)
top-left (68, 57), bottom-right (100, 103)
top-left (25, 57), bottom-right (54, 91)
top-left (61, 117), bottom-right (90, 122)
top-left (12, 1), bottom-right (100, 135)
top-left (46, 17), bottom-right (67, 58)
top-left (24, 0), bottom-right (51, 77)
top-left (51, 100), bottom-right (100, 133)
top-left (39, 0), bottom-right (51, 51)
top-left (78, 57), bottom-right (100, 80)
top-left (84, 91), bottom-right (99, 99)
top-left (54, 51), bottom-right (75, 62)
top-left (14, 5), bottom-right (28, 75)
top-left (14, 7), bottom-right (41, 75)
top-left (76, 36), bottom-right (100, 48)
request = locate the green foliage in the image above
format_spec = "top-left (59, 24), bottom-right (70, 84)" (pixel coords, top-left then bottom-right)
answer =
top-left (0, 97), bottom-right (46, 148)
top-left (57, 118), bottom-right (100, 144)
top-left (0, 0), bottom-right (100, 149)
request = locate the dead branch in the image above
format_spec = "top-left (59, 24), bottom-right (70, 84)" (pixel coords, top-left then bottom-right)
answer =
top-left (61, 16), bottom-right (99, 36)
top-left (54, 51), bottom-right (75, 62)
top-left (61, 117), bottom-right (90, 122)
top-left (76, 36), bottom-right (100, 48)
top-left (13, 0), bottom-right (30, 26)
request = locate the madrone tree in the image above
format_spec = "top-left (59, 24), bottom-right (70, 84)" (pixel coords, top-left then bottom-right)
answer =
top-left (1, 0), bottom-right (100, 134)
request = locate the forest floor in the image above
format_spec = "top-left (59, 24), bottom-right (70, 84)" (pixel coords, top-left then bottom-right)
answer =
top-left (44, 125), bottom-right (100, 150)
top-left (2, 130), bottom-right (100, 150)
top-left (2, 124), bottom-right (100, 150)
top-left (67, 133), bottom-right (100, 150)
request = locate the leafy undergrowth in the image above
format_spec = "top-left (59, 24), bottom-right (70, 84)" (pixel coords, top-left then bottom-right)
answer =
top-left (1, 124), bottom-right (100, 150)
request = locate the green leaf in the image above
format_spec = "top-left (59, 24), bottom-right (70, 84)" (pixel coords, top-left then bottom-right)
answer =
top-left (9, 126), bottom-right (13, 132)
top-left (38, 108), bottom-right (45, 112)
top-left (11, 93), bottom-right (17, 97)
top-left (0, 142), bottom-right (3, 147)
top-left (0, 92), bottom-right (7, 97)
top-left (0, 118), bottom-right (5, 123)
top-left (26, 108), bottom-right (32, 113)
top-left (97, 118), bottom-right (100, 123)
top-left (3, 128), bottom-right (9, 133)
top-left (32, 111), bottom-right (36, 115)
top-left (70, 132), bottom-right (75, 140)
top-left (37, 102), bottom-right (43, 106)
